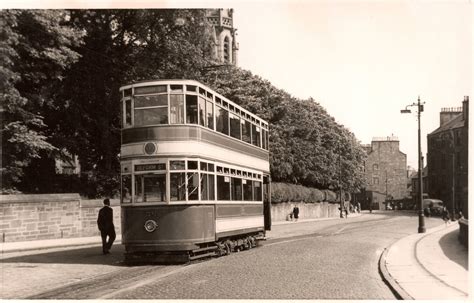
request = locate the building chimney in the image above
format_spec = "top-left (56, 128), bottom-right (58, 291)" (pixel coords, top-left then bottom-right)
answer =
top-left (439, 107), bottom-right (462, 126)
top-left (462, 96), bottom-right (469, 124)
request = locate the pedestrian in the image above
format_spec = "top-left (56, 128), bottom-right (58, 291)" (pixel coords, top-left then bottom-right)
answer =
top-left (344, 207), bottom-right (348, 218)
top-left (293, 205), bottom-right (299, 221)
top-left (97, 198), bottom-right (116, 254)
top-left (441, 207), bottom-right (450, 226)
top-left (357, 202), bottom-right (361, 213)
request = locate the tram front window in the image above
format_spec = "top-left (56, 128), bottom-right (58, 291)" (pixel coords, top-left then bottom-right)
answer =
top-left (186, 95), bottom-right (198, 124)
top-left (170, 172), bottom-right (186, 201)
top-left (187, 173), bottom-right (199, 200)
top-left (170, 94), bottom-right (184, 124)
top-left (135, 174), bottom-right (166, 202)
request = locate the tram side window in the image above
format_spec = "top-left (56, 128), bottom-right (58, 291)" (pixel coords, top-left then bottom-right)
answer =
top-left (170, 94), bottom-right (185, 124)
top-left (206, 100), bottom-right (214, 130)
top-left (186, 95), bottom-right (198, 124)
top-left (133, 95), bottom-right (168, 126)
top-left (252, 124), bottom-right (261, 147)
top-left (242, 119), bottom-right (252, 144)
top-left (121, 175), bottom-right (132, 203)
top-left (170, 172), bottom-right (186, 201)
top-left (243, 179), bottom-right (253, 201)
top-left (134, 174), bottom-right (166, 202)
top-left (187, 172), bottom-right (199, 200)
top-left (217, 175), bottom-right (230, 200)
top-left (229, 113), bottom-right (241, 140)
top-left (231, 177), bottom-right (243, 200)
top-left (125, 100), bottom-right (132, 126)
top-left (198, 96), bottom-right (206, 127)
top-left (215, 106), bottom-right (229, 135)
top-left (253, 181), bottom-right (262, 201)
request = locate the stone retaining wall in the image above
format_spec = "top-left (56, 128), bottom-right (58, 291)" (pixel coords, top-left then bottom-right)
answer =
top-left (0, 194), bottom-right (120, 243)
top-left (1, 194), bottom-right (341, 243)
top-left (458, 218), bottom-right (468, 249)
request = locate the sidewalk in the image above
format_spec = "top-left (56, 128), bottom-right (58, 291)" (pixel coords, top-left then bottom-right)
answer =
top-left (0, 212), bottom-right (361, 254)
top-left (381, 221), bottom-right (469, 300)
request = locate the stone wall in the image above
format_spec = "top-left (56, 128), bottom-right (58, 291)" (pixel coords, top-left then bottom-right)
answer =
top-left (458, 218), bottom-right (468, 249)
top-left (0, 194), bottom-right (120, 243)
top-left (270, 202), bottom-right (340, 222)
top-left (1, 194), bottom-right (341, 243)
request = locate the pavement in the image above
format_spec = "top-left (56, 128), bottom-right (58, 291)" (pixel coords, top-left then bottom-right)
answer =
top-left (380, 220), bottom-right (469, 300)
top-left (1, 211), bottom-right (469, 300)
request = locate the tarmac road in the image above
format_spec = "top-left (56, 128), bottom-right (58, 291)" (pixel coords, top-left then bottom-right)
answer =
top-left (1, 212), bottom-right (443, 300)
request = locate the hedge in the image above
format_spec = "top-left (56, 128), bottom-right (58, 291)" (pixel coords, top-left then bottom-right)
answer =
top-left (271, 182), bottom-right (335, 203)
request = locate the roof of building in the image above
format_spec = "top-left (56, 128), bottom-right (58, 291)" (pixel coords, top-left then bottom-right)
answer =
top-left (411, 166), bottom-right (428, 179)
top-left (429, 113), bottom-right (465, 136)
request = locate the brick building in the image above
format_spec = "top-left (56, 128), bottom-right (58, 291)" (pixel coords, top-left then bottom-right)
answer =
top-left (357, 136), bottom-right (410, 210)
top-left (427, 96), bottom-right (469, 219)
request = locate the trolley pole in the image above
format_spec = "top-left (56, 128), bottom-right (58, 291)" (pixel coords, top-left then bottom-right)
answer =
top-left (401, 96), bottom-right (426, 233)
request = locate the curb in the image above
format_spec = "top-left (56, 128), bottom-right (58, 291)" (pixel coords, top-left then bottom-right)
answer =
top-left (378, 246), bottom-right (414, 300)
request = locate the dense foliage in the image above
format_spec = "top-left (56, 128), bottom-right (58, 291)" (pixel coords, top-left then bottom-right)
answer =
top-left (198, 67), bottom-right (367, 191)
top-left (2, 9), bottom-right (366, 197)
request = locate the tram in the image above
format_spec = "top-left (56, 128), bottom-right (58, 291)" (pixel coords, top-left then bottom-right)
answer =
top-left (119, 79), bottom-right (271, 263)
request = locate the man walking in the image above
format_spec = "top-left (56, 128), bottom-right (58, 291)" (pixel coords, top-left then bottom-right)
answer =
top-left (97, 198), bottom-right (116, 254)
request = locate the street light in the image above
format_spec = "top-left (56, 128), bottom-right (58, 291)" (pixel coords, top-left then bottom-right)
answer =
top-left (401, 96), bottom-right (426, 233)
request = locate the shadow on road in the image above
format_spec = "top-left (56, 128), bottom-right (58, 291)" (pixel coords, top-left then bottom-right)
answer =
top-left (1, 245), bottom-right (127, 266)
top-left (438, 229), bottom-right (468, 270)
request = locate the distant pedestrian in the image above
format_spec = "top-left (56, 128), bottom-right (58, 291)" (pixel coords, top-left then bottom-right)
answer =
top-left (441, 207), bottom-right (450, 226)
top-left (97, 198), bottom-right (116, 254)
top-left (357, 202), bottom-right (361, 213)
top-left (293, 205), bottom-right (300, 221)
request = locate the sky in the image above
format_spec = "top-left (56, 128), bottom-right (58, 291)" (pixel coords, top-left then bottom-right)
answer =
top-left (6, 0), bottom-right (473, 168)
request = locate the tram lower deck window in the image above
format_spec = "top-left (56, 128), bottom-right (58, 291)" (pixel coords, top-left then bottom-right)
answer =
top-left (170, 172), bottom-right (186, 201)
top-left (217, 175), bottom-right (230, 200)
top-left (121, 175), bottom-right (132, 203)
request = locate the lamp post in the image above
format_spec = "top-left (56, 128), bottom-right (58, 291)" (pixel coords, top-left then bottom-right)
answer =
top-left (401, 96), bottom-right (426, 233)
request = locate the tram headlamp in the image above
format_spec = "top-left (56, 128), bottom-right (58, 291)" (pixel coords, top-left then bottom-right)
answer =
top-left (144, 220), bottom-right (158, 232)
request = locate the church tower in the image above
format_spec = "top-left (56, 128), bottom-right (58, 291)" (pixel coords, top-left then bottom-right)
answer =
top-left (206, 9), bottom-right (239, 66)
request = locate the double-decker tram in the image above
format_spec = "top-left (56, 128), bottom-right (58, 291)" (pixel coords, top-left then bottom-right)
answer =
top-left (119, 79), bottom-right (271, 263)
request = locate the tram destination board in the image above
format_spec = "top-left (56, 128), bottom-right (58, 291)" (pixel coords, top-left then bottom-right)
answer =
top-left (135, 163), bottom-right (166, 171)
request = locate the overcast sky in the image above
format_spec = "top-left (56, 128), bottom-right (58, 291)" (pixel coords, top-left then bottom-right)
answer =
top-left (7, 0), bottom-right (473, 168)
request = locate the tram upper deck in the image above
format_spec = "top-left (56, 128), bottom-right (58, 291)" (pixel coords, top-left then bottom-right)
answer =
top-left (119, 80), bottom-right (269, 173)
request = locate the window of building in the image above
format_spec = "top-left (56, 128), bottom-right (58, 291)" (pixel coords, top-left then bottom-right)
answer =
top-left (373, 164), bottom-right (379, 171)
top-left (186, 95), bottom-right (198, 124)
top-left (223, 36), bottom-right (230, 62)
top-left (170, 94), bottom-right (184, 124)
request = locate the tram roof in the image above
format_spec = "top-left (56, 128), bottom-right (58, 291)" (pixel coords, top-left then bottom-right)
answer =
top-left (120, 79), bottom-right (268, 127)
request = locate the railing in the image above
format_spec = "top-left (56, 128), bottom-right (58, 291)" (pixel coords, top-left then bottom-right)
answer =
top-left (372, 136), bottom-right (399, 141)
top-left (441, 107), bottom-right (462, 113)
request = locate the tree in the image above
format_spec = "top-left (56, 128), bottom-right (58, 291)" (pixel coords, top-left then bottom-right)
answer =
top-left (0, 10), bottom-right (84, 191)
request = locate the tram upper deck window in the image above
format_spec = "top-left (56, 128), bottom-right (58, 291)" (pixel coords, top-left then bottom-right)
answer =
top-left (241, 119), bottom-right (252, 144)
top-left (187, 160), bottom-right (198, 170)
top-left (186, 95), bottom-right (198, 124)
top-left (207, 91), bottom-right (213, 99)
top-left (252, 124), bottom-right (261, 147)
top-left (229, 113), bottom-right (241, 140)
top-left (262, 129), bottom-right (268, 150)
top-left (215, 106), bottom-right (229, 135)
top-left (134, 85), bottom-right (166, 95)
top-left (199, 87), bottom-right (206, 96)
top-left (125, 100), bottom-right (132, 126)
top-left (170, 85), bottom-right (183, 92)
top-left (170, 160), bottom-right (185, 170)
top-left (186, 85), bottom-right (197, 92)
top-left (215, 97), bottom-right (222, 105)
top-left (208, 163), bottom-right (215, 172)
top-left (198, 96), bottom-right (206, 127)
top-left (134, 107), bottom-right (168, 125)
top-left (206, 100), bottom-right (214, 130)
top-left (170, 94), bottom-right (184, 124)
top-left (124, 88), bottom-right (132, 97)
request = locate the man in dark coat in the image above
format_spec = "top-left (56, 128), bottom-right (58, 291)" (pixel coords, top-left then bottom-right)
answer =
top-left (97, 198), bottom-right (116, 254)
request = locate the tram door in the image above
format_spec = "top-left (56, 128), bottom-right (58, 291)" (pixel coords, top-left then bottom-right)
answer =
top-left (263, 175), bottom-right (272, 231)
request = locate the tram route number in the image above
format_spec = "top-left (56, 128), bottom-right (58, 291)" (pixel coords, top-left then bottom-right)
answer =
top-left (135, 163), bottom-right (166, 171)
